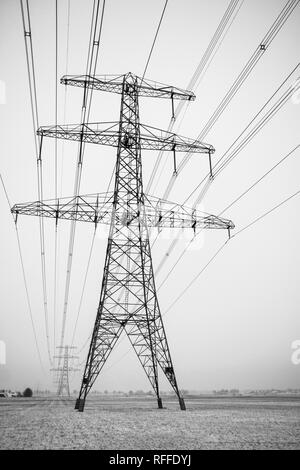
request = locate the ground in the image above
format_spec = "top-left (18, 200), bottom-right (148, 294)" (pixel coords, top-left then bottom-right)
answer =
top-left (0, 395), bottom-right (299, 450)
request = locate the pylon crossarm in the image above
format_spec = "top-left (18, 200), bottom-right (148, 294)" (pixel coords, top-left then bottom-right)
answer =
top-left (37, 122), bottom-right (214, 154)
top-left (37, 121), bottom-right (119, 147)
top-left (11, 193), bottom-right (234, 231)
top-left (11, 193), bottom-right (114, 225)
top-left (139, 123), bottom-right (213, 153)
top-left (144, 195), bottom-right (234, 231)
top-left (61, 73), bottom-right (196, 101)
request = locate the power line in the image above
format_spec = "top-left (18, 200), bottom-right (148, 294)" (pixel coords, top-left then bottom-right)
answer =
top-left (0, 173), bottom-right (45, 372)
top-left (154, 64), bottom-right (300, 286)
top-left (56, 0), bottom-right (98, 359)
top-left (53, 0), bottom-right (59, 358)
top-left (142, 0), bottom-right (169, 80)
top-left (160, 0), bottom-right (300, 202)
top-left (84, 0), bottom-right (106, 121)
top-left (219, 144), bottom-right (300, 216)
top-left (197, 0), bottom-right (299, 144)
top-left (144, 1), bottom-right (245, 274)
top-left (77, 330), bottom-right (93, 355)
top-left (164, 239), bottom-right (229, 315)
top-left (56, 1), bottom-right (71, 356)
top-left (146, 1), bottom-right (244, 265)
top-left (157, 233), bottom-right (201, 291)
top-left (70, 228), bottom-right (97, 348)
top-left (196, 0), bottom-right (299, 142)
top-left (55, 0), bottom-right (58, 202)
top-left (20, 0), bottom-right (39, 157)
top-left (155, 232), bottom-right (184, 275)
top-left (146, 0), bottom-right (244, 194)
top-left (60, 0), bottom-right (71, 197)
top-left (58, 0), bottom-right (106, 354)
top-left (20, 0), bottom-right (52, 364)
top-left (156, 144), bottom-right (300, 292)
top-left (190, 0), bottom-right (244, 96)
top-left (164, 188), bottom-right (300, 315)
top-left (232, 188), bottom-right (300, 238)
top-left (185, 62), bottom-right (300, 206)
top-left (152, 73), bottom-right (300, 311)
top-left (14, 225), bottom-right (46, 373)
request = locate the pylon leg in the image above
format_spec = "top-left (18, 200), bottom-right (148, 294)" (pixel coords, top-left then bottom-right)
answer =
top-left (125, 321), bottom-right (161, 407)
top-left (179, 397), bottom-right (186, 411)
top-left (77, 399), bottom-right (85, 412)
top-left (76, 320), bottom-right (125, 412)
top-left (151, 316), bottom-right (187, 411)
top-left (126, 316), bottom-right (185, 411)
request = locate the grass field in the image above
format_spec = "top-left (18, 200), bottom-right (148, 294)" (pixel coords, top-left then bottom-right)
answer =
top-left (0, 395), bottom-right (299, 450)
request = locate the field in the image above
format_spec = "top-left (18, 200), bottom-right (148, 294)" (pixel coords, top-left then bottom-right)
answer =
top-left (0, 395), bottom-right (299, 450)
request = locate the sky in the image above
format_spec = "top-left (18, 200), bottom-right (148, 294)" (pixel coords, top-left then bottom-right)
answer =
top-left (0, 0), bottom-right (299, 394)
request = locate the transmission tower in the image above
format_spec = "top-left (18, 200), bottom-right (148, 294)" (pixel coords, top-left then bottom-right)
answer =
top-left (51, 346), bottom-right (79, 397)
top-left (12, 72), bottom-right (234, 412)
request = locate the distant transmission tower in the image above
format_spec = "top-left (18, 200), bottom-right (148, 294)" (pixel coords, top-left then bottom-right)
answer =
top-left (51, 346), bottom-right (79, 397)
top-left (12, 72), bottom-right (234, 412)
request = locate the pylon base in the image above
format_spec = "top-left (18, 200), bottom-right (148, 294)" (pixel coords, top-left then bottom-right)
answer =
top-left (157, 397), bottom-right (163, 409)
top-left (179, 397), bottom-right (186, 410)
top-left (76, 399), bottom-right (85, 412)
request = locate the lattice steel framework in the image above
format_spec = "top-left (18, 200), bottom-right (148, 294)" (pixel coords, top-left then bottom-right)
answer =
top-left (51, 346), bottom-right (79, 397)
top-left (12, 72), bottom-right (234, 412)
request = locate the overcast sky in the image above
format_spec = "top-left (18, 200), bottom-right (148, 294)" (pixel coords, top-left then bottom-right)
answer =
top-left (0, 0), bottom-right (299, 393)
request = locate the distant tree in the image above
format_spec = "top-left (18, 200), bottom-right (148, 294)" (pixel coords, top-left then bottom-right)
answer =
top-left (23, 387), bottom-right (33, 397)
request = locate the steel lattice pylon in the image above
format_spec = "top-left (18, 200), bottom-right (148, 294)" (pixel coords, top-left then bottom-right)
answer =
top-left (12, 72), bottom-right (234, 412)
top-left (51, 346), bottom-right (79, 397)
